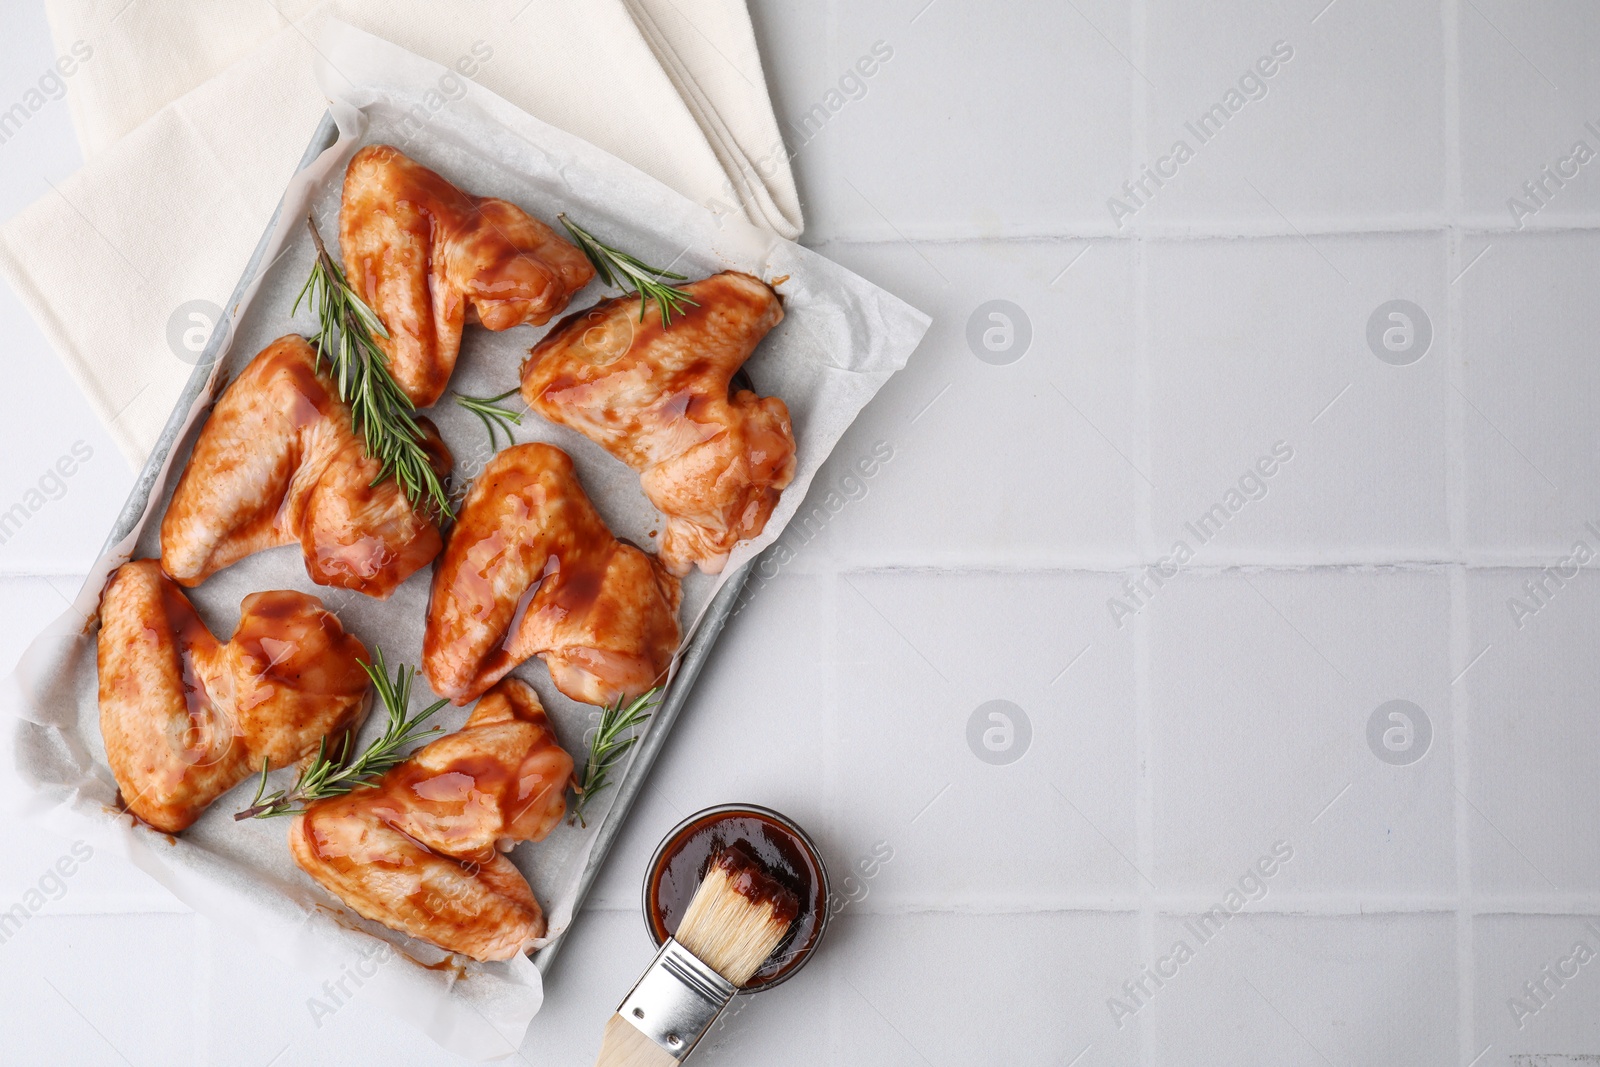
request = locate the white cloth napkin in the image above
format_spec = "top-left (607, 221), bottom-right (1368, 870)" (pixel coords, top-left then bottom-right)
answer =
top-left (1, 0), bottom-right (802, 466)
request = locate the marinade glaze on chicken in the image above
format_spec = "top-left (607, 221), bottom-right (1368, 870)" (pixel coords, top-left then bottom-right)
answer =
top-left (340, 144), bottom-right (595, 408)
top-left (160, 336), bottom-right (450, 599)
top-left (424, 443), bottom-right (681, 707)
top-left (519, 271), bottom-right (796, 576)
top-left (98, 560), bottom-right (372, 833)
top-left (288, 678), bottom-right (573, 961)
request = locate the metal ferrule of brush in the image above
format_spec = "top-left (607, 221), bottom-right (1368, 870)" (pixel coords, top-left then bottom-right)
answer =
top-left (617, 937), bottom-right (738, 1061)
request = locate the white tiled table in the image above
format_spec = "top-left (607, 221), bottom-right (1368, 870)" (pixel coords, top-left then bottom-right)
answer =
top-left (4, 1), bottom-right (1599, 1064)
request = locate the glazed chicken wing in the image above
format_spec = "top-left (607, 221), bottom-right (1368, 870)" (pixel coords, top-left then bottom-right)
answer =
top-left (160, 335), bottom-right (450, 599)
top-left (519, 271), bottom-right (796, 575)
top-left (340, 144), bottom-right (595, 407)
top-left (98, 560), bottom-right (371, 833)
top-left (288, 678), bottom-right (574, 961)
top-left (423, 443), bottom-right (681, 707)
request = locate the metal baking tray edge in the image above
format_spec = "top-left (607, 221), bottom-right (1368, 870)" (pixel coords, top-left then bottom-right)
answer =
top-left (87, 109), bottom-right (757, 979)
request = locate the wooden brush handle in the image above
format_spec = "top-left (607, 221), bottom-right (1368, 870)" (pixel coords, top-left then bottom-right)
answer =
top-left (596, 1013), bottom-right (679, 1067)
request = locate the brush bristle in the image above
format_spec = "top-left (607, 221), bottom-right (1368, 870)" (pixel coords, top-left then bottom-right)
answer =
top-left (675, 843), bottom-right (799, 987)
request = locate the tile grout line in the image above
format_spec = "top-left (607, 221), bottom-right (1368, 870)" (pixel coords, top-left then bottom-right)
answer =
top-left (1442, 0), bottom-right (1478, 1060)
top-left (1129, 1), bottom-right (1155, 1063)
top-left (820, 0), bottom-right (840, 1030)
top-left (1132, 603), bottom-right (1156, 1067)
top-left (823, 556), bottom-right (841, 1063)
top-left (805, 217), bottom-right (1600, 247)
top-left (793, 558), bottom-right (1599, 575)
top-left (1450, 453), bottom-right (1478, 1062)
top-left (194, 915), bottom-right (211, 1067)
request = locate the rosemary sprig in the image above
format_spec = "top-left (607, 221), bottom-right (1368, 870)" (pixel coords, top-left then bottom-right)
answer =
top-left (294, 215), bottom-right (453, 519)
top-left (557, 214), bottom-right (699, 326)
top-left (454, 389), bottom-right (523, 451)
top-left (570, 688), bottom-right (661, 827)
top-left (235, 649), bottom-right (448, 820)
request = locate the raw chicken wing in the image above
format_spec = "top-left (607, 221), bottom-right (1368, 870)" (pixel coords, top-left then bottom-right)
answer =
top-left (160, 335), bottom-right (450, 599)
top-left (423, 443), bottom-right (681, 707)
top-left (98, 560), bottom-right (371, 833)
top-left (340, 144), bottom-right (595, 407)
top-left (288, 678), bottom-right (574, 961)
top-left (519, 271), bottom-right (796, 575)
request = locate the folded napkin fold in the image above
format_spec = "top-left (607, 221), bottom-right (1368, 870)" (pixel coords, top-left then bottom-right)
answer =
top-left (2, 0), bottom-right (802, 466)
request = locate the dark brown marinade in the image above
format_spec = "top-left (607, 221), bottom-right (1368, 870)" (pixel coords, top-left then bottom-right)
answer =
top-left (647, 810), bottom-right (823, 988)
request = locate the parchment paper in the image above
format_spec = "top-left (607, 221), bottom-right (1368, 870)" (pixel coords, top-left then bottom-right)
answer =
top-left (0, 21), bottom-right (928, 1060)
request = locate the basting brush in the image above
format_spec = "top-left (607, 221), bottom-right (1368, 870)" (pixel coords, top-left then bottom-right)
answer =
top-left (596, 842), bottom-right (799, 1066)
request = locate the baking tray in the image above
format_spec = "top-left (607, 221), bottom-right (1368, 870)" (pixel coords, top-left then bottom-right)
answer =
top-left (93, 110), bottom-right (754, 976)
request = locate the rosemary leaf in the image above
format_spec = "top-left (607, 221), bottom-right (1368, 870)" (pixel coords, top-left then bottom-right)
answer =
top-left (557, 214), bottom-right (699, 326)
top-left (454, 389), bottom-right (523, 451)
top-left (294, 214), bottom-right (453, 520)
top-left (234, 648), bottom-right (447, 820)
top-left (570, 688), bottom-right (662, 828)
